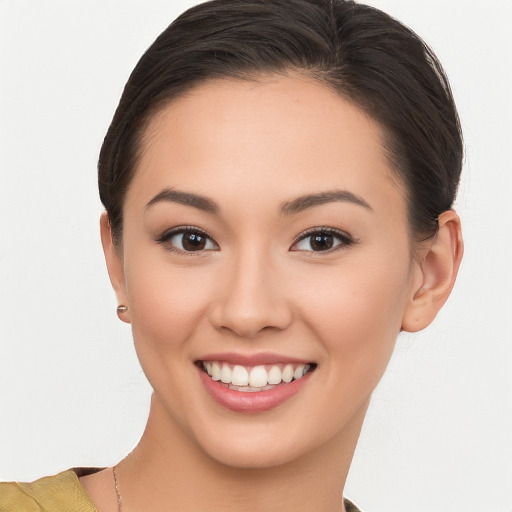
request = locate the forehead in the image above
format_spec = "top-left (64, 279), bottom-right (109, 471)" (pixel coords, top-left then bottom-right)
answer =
top-left (128, 74), bottom-right (405, 220)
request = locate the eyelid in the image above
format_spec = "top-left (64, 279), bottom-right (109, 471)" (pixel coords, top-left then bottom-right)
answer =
top-left (156, 225), bottom-right (219, 253)
top-left (290, 226), bottom-right (355, 252)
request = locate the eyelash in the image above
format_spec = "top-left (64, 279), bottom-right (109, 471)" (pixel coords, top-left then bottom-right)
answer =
top-left (156, 226), bottom-right (219, 255)
top-left (290, 227), bottom-right (355, 253)
top-left (155, 226), bottom-right (355, 254)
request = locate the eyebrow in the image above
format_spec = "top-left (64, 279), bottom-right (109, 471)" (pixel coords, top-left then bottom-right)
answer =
top-left (281, 190), bottom-right (372, 215)
top-left (145, 187), bottom-right (371, 216)
top-left (145, 188), bottom-right (219, 214)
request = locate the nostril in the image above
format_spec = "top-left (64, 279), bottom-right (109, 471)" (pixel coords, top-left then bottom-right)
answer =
top-left (208, 278), bottom-right (293, 338)
top-left (211, 307), bottom-right (293, 339)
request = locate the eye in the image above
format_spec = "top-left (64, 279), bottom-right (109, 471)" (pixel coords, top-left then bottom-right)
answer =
top-left (157, 227), bottom-right (219, 253)
top-left (291, 228), bottom-right (353, 252)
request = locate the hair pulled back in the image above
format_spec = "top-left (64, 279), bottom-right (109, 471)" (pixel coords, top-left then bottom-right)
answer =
top-left (98, 0), bottom-right (462, 245)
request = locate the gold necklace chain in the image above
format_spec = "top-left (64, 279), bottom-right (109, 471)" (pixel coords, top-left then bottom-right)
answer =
top-left (112, 465), bottom-right (123, 512)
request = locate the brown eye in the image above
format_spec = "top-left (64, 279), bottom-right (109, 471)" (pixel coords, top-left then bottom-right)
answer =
top-left (291, 228), bottom-right (353, 252)
top-left (158, 228), bottom-right (218, 253)
top-left (182, 232), bottom-right (207, 251)
top-left (309, 234), bottom-right (334, 251)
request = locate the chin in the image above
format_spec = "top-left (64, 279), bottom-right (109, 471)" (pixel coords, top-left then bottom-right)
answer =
top-left (185, 403), bottom-right (361, 472)
top-left (198, 431), bottom-right (310, 469)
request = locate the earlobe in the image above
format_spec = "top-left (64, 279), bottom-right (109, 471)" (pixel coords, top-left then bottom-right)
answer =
top-left (401, 210), bottom-right (463, 332)
top-left (100, 212), bottom-right (131, 323)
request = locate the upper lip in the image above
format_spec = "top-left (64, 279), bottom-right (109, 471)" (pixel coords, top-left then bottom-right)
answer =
top-left (196, 352), bottom-right (313, 366)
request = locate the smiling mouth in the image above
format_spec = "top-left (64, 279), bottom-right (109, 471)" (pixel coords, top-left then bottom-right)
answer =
top-left (197, 361), bottom-right (317, 392)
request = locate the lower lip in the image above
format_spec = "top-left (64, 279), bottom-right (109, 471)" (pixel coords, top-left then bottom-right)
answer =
top-left (197, 367), bottom-right (312, 413)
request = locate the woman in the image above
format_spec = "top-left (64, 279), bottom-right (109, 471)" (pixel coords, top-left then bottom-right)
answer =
top-left (0, 0), bottom-right (464, 510)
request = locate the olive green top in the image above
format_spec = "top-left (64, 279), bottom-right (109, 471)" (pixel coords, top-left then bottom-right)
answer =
top-left (0, 468), bottom-right (362, 511)
top-left (0, 469), bottom-right (99, 511)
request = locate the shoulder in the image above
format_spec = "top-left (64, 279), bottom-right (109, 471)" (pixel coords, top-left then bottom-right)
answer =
top-left (0, 469), bottom-right (99, 512)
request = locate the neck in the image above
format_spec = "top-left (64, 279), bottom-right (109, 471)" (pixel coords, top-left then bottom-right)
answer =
top-left (116, 394), bottom-right (368, 512)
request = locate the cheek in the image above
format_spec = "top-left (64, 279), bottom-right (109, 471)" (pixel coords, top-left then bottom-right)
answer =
top-left (124, 257), bottom-right (215, 357)
top-left (123, 258), bottom-right (220, 421)
top-left (296, 254), bottom-right (411, 384)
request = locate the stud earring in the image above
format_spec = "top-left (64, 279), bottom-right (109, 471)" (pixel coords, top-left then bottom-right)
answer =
top-left (117, 305), bottom-right (128, 319)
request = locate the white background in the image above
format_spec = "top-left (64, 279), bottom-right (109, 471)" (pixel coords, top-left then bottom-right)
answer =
top-left (1, 1), bottom-right (511, 511)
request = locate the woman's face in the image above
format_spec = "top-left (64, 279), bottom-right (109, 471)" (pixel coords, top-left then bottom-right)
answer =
top-left (112, 74), bottom-right (422, 468)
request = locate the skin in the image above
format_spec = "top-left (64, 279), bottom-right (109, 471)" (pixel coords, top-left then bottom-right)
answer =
top-left (81, 74), bottom-right (463, 512)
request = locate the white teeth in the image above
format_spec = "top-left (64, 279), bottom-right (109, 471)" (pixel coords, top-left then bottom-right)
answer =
top-left (249, 366), bottom-right (268, 387)
top-left (267, 365), bottom-right (282, 385)
top-left (202, 361), bottom-right (313, 388)
top-left (229, 384), bottom-right (275, 392)
top-left (220, 364), bottom-right (232, 384)
top-left (211, 362), bottom-right (221, 381)
top-left (231, 365), bottom-right (249, 386)
top-left (293, 365), bottom-right (305, 380)
top-left (282, 364), bottom-right (294, 383)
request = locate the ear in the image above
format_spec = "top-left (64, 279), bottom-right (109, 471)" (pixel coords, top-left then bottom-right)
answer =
top-left (100, 212), bottom-right (131, 323)
top-left (401, 210), bottom-right (463, 332)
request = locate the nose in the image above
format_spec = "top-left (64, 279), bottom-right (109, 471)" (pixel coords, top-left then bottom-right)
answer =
top-left (210, 250), bottom-right (293, 339)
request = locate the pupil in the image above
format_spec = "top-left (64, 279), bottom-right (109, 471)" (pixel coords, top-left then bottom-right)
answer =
top-left (183, 233), bottom-right (206, 251)
top-left (310, 234), bottom-right (333, 251)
